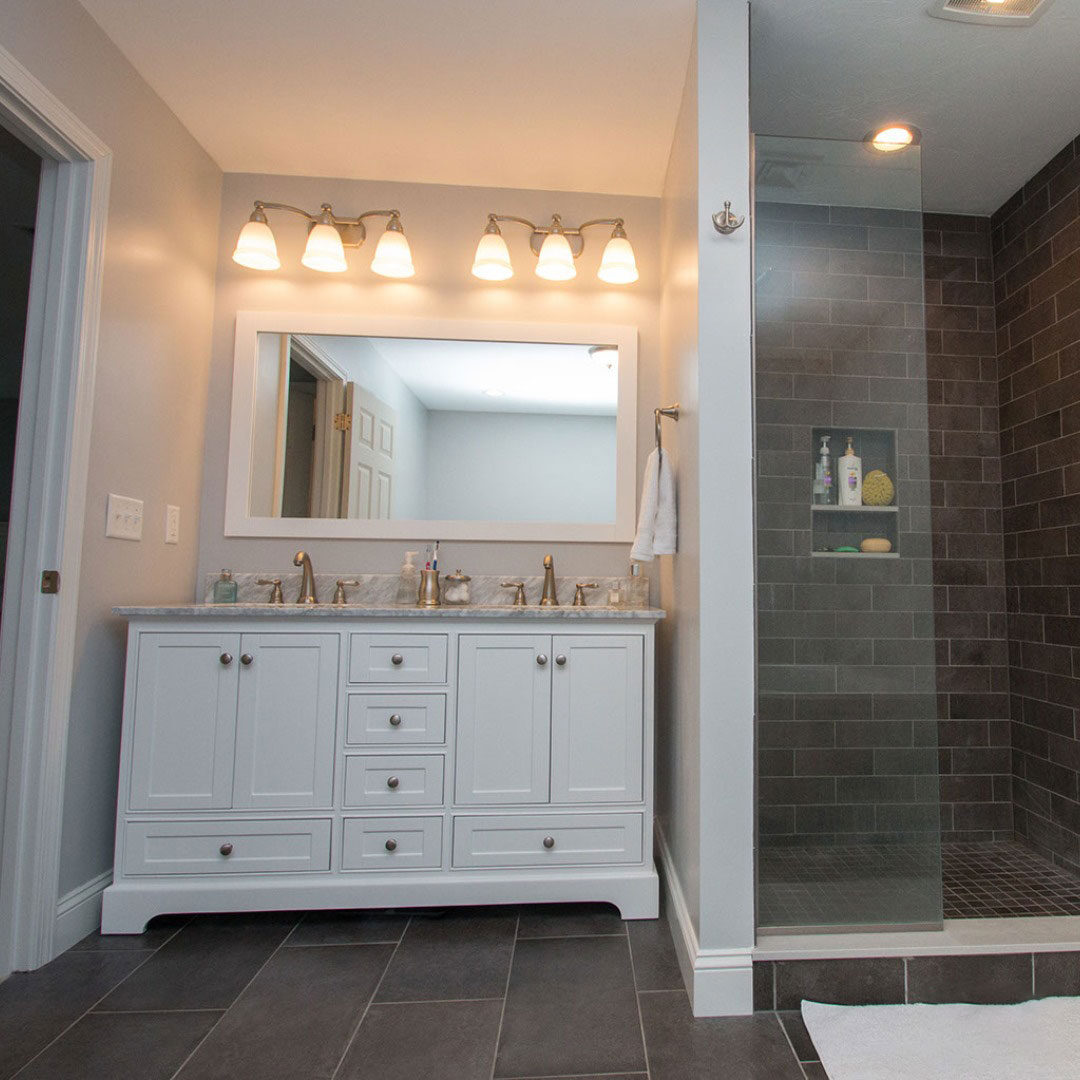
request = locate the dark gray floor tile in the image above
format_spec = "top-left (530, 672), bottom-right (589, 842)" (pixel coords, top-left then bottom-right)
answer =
top-left (286, 909), bottom-right (410, 946)
top-left (802, 1064), bottom-right (830, 1079)
top-left (906, 952), bottom-right (1034, 1004)
top-left (517, 902), bottom-right (625, 938)
top-left (1034, 951), bottom-right (1080, 997)
top-left (16, 1009), bottom-right (220, 1080)
top-left (777, 1010), bottom-right (819, 1061)
top-left (639, 992), bottom-right (804, 1080)
top-left (504, 1075), bottom-right (647, 1079)
top-left (176, 943), bottom-right (393, 1080)
top-left (338, 1000), bottom-right (502, 1080)
top-left (96, 912), bottom-right (298, 1012)
top-left (775, 957), bottom-right (905, 1009)
top-left (628, 915), bottom-right (684, 990)
top-left (375, 907), bottom-right (516, 1002)
top-left (753, 961), bottom-right (775, 1011)
top-left (0, 950), bottom-right (152, 1078)
top-left (495, 936), bottom-right (645, 1077)
top-left (71, 915), bottom-right (189, 952)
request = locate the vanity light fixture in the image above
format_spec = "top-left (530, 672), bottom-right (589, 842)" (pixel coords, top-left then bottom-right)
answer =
top-left (232, 201), bottom-right (415, 277)
top-left (866, 124), bottom-right (920, 153)
top-left (472, 213), bottom-right (638, 284)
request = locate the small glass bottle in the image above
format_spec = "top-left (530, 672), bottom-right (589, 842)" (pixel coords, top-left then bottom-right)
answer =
top-left (213, 569), bottom-right (238, 604)
top-left (626, 562), bottom-right (650, 608)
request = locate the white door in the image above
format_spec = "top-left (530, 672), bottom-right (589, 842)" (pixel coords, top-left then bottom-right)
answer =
top-left (342, 382), bottom-right (396, 519)
top-left (550, 635), bottom-right (643, 804)
top-left (456, 635), bottom-right (552, 805)
top-left (128, 633), bottom-right (240, 810)
top-left (233, 633), bottom-right (339, 809)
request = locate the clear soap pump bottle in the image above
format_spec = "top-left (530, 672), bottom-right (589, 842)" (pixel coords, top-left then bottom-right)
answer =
top-left (396, 551), bottom-right (420, 605)
top-left (813, 435), bottom-right (834, 505)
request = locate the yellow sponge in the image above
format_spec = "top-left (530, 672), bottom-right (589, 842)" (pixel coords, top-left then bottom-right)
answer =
top-left (862, 470), bottom-right (895, 506)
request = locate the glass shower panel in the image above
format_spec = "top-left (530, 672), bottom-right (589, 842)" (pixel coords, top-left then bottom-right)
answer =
top-left (754, 135), bottom-right (943, 931)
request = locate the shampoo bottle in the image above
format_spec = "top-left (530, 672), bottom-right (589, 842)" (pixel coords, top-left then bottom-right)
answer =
top-left (813, 435), bottom-right (834, 505)
top-left (839, 436), bottom-right (862, 507)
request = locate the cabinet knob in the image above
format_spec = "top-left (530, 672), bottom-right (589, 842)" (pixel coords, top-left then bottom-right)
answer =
top-left (384, 838), bottom-right (398, 852)
top-left (219, 652), bottom-right (233, 666)
top-left (388, 714), bottom-right (402, 727)
top-left (391, 653), bottom-right (404, 666)
top-left (219, 842), bottom-right (233, 856)
top-left (386, 776), bottom-right (400, 789)
top-left (536, 654), bottom-right (548, 666)
top-left (555, 654), bottom-right (567, 666)
top-left (542, 835), bottom-right (555, 849)
top-left (240, 653), bottom-right (253, 666)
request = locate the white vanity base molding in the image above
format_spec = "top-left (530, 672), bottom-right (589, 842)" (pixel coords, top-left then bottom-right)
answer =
top-left (102, 610), bottom-right (661, 933)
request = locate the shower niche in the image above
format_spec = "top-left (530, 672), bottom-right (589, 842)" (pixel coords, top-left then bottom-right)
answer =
top-left (811, 427), bottom-right (898, 558)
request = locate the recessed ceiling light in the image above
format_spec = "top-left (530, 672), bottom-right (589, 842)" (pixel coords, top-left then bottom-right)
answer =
top-left (483, 388), bottom-right (505, 397)
top-left (866, 124), bottom-right (920, 153)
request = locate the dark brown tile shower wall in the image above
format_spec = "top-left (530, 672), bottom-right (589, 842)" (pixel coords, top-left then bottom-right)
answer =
top-left (993, 135), bottom-right (1080, 874)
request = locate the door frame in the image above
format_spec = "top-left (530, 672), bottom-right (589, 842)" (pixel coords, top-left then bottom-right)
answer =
top-left (0, 44), bottom-right (111, 974)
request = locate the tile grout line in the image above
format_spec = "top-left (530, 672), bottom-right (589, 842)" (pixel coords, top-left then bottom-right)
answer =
top-left (488, 911), bottom-right (519, 1080)
top-left (626, 923), bottom-right (653, 1080)
top-left (8, 917), bottom-right (194, 1078)
top-left (328, 915), bottom-right (411, 1080)
top-left (775, 1012), bottom-right (810, 1080)
top-left (163, 916), bottom-right (305, 1080)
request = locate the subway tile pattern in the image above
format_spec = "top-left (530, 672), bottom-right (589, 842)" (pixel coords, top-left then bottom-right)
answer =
top-left (992, 134), bottom-right (1080, 875)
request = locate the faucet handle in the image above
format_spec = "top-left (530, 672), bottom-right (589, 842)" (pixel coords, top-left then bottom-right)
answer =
top-left (501, 582), bottom-right (527, 607)
top-left (257, 578), bottom-right (284, 604)
top-left (572, 582), bottom-right (598, 607)
top-left (334, 579), bottom-right (362, 606)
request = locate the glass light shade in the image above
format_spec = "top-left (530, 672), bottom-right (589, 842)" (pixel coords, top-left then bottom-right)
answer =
top-left (597, 235), bottom-right (639, 284)
top-left (471, 231), bottom-right (513, 280)
top-left (232, 219), bottom-right (280, 270)
top-left (870, 125), bottom-right (915, 153)
top-left (535, 232), bottom-right (576, 281)
top-left (371, 227), bottom-right (415, 278)
top-left (301, 222), bottom-right (348, 272)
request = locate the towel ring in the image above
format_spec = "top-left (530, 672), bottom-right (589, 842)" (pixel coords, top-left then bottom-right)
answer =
top-left (655, 404), bottom-right (680, 452)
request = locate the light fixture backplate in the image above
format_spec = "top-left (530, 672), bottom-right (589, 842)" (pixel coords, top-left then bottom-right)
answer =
top-left (927, 0), bottom-right (1053, 26)
top-left (307, 220), bottom-right (366, 248)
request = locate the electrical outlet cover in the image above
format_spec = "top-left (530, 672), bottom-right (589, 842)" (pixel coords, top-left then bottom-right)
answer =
top-left (106, 493), bottom-right (143, 541)
top-left (165, 504), bottom-right (180, 545)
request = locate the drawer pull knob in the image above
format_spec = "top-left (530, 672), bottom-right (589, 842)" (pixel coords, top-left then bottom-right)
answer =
top-left (542, 835), bottom-right (555, 849)
top-left (219, 652), bottom-right (233, 666)
top-left (240, 653), bottom-right (253, 666)
top-left (388, 714), bottom-right (402, 727)
top-left (536, 654), bottom-right (548, 666)
top-left (391, 653), bottom-right (404, 666)
top-left (219, 842), bottom-right (234, 856)
top-left (555, 654), bottom-right (567, 666)
top-left (385, 838), bottom-right (398, 852)
top-left (386, 776), bottom-right (400, 789)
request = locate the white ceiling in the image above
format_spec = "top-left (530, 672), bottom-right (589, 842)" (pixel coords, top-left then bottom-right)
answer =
top-left (76, 0), bottom-right (695, 198)
top-left (750, 0), bottom-right (1080, 215)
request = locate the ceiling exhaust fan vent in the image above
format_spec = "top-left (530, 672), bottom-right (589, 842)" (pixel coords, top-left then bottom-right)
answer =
top-left (928, 0), bottom-right (1053, 25)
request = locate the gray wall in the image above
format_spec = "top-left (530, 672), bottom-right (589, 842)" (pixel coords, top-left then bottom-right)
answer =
top-left (198, 172), bottom-right (661, 583)
top-left (0, 0), bottom-right (223, 896)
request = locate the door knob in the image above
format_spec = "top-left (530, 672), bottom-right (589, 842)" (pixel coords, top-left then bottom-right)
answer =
top-left (391, 654), bottom-right (404, 666)
top-left (536, 654), bottom-right (548, 666)
top-left (389, 714), bottom-right (402, 727)
top-left (542, 836), bottom-right (555, 849)
top-left (240, 653), bottom-right (253, 666)
top-left (384, 838), bottom-right (397, 851)
top-left (219, 653), bottom-right (233, 666)
top-left (386, 776), bottom-right (400, 789)
top-left (219, 842), bottom-right (233, 856)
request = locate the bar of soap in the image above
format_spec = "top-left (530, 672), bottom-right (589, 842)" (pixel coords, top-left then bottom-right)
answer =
top-left (860, 538), bottom-right (892, 553)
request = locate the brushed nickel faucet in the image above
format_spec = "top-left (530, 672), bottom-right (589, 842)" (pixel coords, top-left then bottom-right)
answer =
top-left (293, 550), bottom-right (318, 604)
top-left (540, 554), bottom-right (559, 607)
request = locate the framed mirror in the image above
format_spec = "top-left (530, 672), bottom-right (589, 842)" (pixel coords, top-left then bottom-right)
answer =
top-left (225, 313), bottom-right (638, 541)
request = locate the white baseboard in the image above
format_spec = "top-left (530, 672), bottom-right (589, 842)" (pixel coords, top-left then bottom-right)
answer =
top-left (54, 868), bottom-right (112, 954)
top-left (655, 823), bottom-right (754, 1016)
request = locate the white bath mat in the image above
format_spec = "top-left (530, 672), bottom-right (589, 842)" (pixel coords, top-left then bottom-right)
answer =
top-left (802, 996), bottom-right (1080, 1080)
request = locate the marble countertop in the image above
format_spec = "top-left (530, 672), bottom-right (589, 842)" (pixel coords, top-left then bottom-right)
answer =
top-left (114, 603), bottom-right (665, 621)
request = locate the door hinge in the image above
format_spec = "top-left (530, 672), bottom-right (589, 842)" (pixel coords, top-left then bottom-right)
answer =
top-left (333, 412), bottom-right (352, 432)
top-left (40, 570), bottom-right (60, 594)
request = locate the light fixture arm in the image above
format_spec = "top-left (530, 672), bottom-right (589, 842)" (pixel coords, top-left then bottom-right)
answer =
top-left (485, 212), bottom-right (628, 260)
top-left (247, 201), bottom-right (405, 248)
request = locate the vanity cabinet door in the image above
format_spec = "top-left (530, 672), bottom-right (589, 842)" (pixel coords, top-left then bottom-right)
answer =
top-left (232, 633), bottom-right (339, 809)
top-left (456, 635), bottom-right (552, 805)
top-left (129, 633), bottom-right (240, 810)
top-left (550, 635), bottom-right (643, 804)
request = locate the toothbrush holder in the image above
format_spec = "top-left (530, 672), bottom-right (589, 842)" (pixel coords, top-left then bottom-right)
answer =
top-left (417, 569), bottom-right (441, 607)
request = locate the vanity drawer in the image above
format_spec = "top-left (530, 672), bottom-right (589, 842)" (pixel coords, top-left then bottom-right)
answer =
top-left (343, 754), bottom-right (445, 807)
top-left (345, 694), bottom-right (446, 746)
top-left (123, 818), bottom-right (331, 876)
top-left (451, 813), bottom-right (643, 869)
top-left (348, 634), bottom-right (448, 684)
top-left (341, 815), bottom-right (443, 870)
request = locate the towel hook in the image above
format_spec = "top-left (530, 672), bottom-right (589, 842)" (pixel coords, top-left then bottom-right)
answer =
top-left (655, 404), bottom-right (680, 452)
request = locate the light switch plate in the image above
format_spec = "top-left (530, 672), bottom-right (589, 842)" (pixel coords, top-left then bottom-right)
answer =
top-left (106, 493), bottom-right (143, 541)
top-left (165, 504), bottom-right (180, 545)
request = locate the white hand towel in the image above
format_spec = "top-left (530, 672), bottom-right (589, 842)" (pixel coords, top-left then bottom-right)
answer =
top-left (630, 448), bottom-right (677, 561)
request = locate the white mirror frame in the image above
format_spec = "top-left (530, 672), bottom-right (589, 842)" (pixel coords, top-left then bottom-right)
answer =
top-left (224, 311), bottom-right (638, 542)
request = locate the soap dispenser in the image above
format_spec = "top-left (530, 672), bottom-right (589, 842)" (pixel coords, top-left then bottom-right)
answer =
top-left (213, 569), bottom-right (238, 604)
top-left (813, 434), bottom-right (834, 505)
top-left (396, 551), bottom-right (420, 605)
top-left (839, 436), bottom-right (863, 507)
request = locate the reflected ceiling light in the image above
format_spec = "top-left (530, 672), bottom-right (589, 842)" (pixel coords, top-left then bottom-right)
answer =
top-left (867, 124), bottom-right (920, 153)
top-left (482, 388), bottom-right (506, 397)
top-left (232, 200), bottom-right (414, 277)
top-left (588, 345), bottom-right (619, 372)
top-left (471, 212), bottom-right (638, 285)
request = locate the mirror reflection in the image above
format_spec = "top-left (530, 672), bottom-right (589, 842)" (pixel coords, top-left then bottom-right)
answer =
top-left (249, 334), bottom-right (619, 523)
